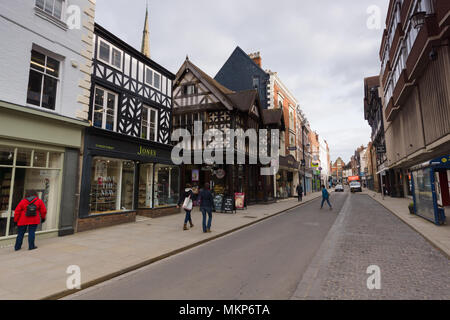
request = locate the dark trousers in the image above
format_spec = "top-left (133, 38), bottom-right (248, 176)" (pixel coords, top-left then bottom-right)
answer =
top-left (298, 194), bottom-right (303, 202)
top-left (184, 210), bottom-right (192, 224)
top-left (201, 208), bottom-right (213, 232)
top-left (15, 224), bottom-right (38, 251)
top-left (321, 198), bottom-right (332, 208)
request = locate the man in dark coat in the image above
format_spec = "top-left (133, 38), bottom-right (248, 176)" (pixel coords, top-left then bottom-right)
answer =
top-left (296, 183), bottom-right (304, 202)
top-left (198, 183), bottom-right (214, 233)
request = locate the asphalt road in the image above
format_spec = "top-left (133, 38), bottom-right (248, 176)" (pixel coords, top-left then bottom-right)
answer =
top-left (67, 191), bottom-right (348, 300)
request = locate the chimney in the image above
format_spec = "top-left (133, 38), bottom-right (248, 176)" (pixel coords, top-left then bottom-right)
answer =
top-left (249, 51), bottom-right (262, 68)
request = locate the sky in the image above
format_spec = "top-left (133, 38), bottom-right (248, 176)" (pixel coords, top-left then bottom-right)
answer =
top-left (95, 0), bottom-right (389, 164)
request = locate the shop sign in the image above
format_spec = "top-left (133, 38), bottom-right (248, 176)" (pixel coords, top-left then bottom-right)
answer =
top-left (214, 194), bottom-right (224, 212)
top-left (311, 162), bottom-right (319, 168)
top-left (376, 145), bottom-right (386, 154)
top-left (215, 169), bottom-right (226, 179)
top-left (137, 146), bottom-right (157, 158)
top-left (431, 155), bottom-right (450, 166)
top-left (95, 144), bottom-right (115, 151)
top-left (223, 196), bottom-right (235, 213)
top-left (235, 193), bottom-right (245, 210)
top-left (201, 166), bottom-right (212, 171)
top-left (348, 176), bottom-right (360, 182)
top-left (192, 169), bottom-right (199, 182)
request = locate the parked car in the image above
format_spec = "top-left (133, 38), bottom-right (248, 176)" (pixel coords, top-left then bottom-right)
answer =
top-left (350, 181), bottom-right (362, 193)
top-left (335, 184), bottom-right (344, 192)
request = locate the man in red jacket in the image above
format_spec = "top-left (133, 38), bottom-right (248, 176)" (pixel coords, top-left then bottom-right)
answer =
top-left (14, 190), bottom-right (47, 251)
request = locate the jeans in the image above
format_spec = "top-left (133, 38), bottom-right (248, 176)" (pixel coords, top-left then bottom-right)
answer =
top-left (321, 198), bottom-right (332, 208)
top-left (184, 210), bottom-right (192, 224)
top-left (201, 207), bottom-right (213, 232)
top-left (298, 194), bottom-right (303, 202)
top-left (15, 224), bottom-right (38, 250)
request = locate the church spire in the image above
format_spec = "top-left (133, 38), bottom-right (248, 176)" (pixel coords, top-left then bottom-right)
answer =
top-left (141, 1), bottom-right (150, 58)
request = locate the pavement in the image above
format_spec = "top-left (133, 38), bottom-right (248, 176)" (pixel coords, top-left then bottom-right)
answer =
top-left (65, 192), bottom-right (346, 300)
top-left (292, 192), bottom-right (450, 300)
top-left (0, 191), bottom-right (324, 300)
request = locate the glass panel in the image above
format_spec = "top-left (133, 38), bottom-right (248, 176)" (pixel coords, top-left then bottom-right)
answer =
top-left (33, 151), bottom-right (47, 168)
top-left (105, 93), bottom-right (115, 131)
top-left (138, 164), bottom-right (153, 208)
top-left (94, 88), bottom-right (104, 128)
top-left (16, 149), bottom-right (32, 167)
top-left (154, 165), bottom-right (179, 207)
top-left (120, 161), bottom-right (135, 210)
top-left (112, 48), bottom-right (122, 69)
top-left (42, 75), bottom-right (58, 110)
top-left (99, 41), bottom-right (110, 63)
top-left (146, 68), bottom-right (153, 85)
top-left (53, 0), bottom-right (62, 19)
top-left (27, 70), bottom-right (43, 106)
top-left (154, 73), bottom-right (161, 89)
top-left (89, 158), bottom-right (121, 214)
top-left (0, 168), bottom-right (12, 237)
top-left (46, 56), bottom-right (59, 77)
top-left (413, 170), bottom-right (435, 222)
top-left (49, 153), bottom-right (62, 169)
top-left (44, 0), bottom-right (54, 15)
top-left (0, 146), bottom-right (15, 166)
top-left (9, 168), bottom-right (60, 235)
top-left (36, 0), bottom-right (45, 10)
top-left (30, 50), bottom-right (45, 72)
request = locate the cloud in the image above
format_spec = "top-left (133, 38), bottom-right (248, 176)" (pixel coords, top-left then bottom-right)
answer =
top-left (94, 0), bottom-right (388, 163)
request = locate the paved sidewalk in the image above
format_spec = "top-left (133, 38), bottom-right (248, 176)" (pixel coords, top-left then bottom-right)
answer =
top-left (0, 192), bottom-right (323, 300)
top-left (363, 189), bottom-right (450, 258)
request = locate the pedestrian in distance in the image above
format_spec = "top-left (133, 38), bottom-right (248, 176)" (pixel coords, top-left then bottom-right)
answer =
top-left (320, 185), bottom-right (333, 210)
top-left (296, 183), bottom-right (303, 202)
top-left (198, 183), bottom-right (214, 233)
top-left (177, 184), bottom-right (197, 231)
top-left (13, 190), bottom-right (47, 251)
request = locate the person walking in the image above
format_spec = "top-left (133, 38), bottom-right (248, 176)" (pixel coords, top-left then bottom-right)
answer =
top-left (13, 190), bottom-right (47, 251)
top-left (320, 185), bottom-right (333, 210)
top-left (198, 183), bottom-right (214, 233)
top-left (296, 183), bottom-right (304, 202)
top-left (177, 184), bottom-right (197, 231)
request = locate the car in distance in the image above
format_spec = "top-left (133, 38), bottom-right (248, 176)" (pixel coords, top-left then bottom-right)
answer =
top-left (335, 184), bottom-right (344, 192)
top-left (350, 181), bottom-right (362, 193)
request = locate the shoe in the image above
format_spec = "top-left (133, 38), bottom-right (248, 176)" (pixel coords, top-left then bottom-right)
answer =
top-left (207, 229), bottom-right (212, 233)
top-left (189, 222), bottom-right (194, 228)
top-left (183, 224), bottom-right (188, 231)
top-left (15, 248), bottom-right (21, 252)
top-left (29, 247), bottom-right (38, 251)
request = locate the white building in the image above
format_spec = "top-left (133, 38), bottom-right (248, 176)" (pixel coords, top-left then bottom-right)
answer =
top-left (0, 0), bottom-right (95, 243)
top-left (319, 136), bottom-right (329, 186)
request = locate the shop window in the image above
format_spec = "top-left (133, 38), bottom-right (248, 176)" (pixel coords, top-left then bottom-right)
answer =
top-left (0, 168), bottom-right (12, 237)
top-left (154, 164), bottom-right (179, 208)
top-left (27, 49), bottom-right (60, 110)
top-left (89, 157), bottom-right (136, 215)
top-left (33, 151), bottom-right (47, 168)
top-left (0, 146), bottom-right (14, 166)
top-left (138, 164), bottom-right (154, 208)
top-left (93, 86), bottom-right (117, 131)
top-left (16, 149), bottom-right (32, 167)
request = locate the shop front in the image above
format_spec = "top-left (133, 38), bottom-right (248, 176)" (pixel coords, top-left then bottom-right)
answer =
top-left (0, 101), bottom-right (87, 245)
top-left (277, 155), bottom-right (300, 199)
top-left (78, 128), bottom-right (179, 232)
top-left (411, 155), bottom-right (449, 226)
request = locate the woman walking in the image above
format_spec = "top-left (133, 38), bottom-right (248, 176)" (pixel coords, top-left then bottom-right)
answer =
top-left (198, 183), bottom-right (214, 233)
top-left (320, 185), bottom-right (333, 210)
top-left (177, 184), bottom-right (197, 230)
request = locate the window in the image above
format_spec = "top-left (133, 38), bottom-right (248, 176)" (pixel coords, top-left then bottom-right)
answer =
top-left (93, 87), bottom-right (118, 131)
top-left (141, 106), bottom-right (158, 142)
top-left (278, 94), bottom-right (284, 109)
top-left (145, 67), bottom-right (161, 90)
top-left (97, 39), bottom-right (122, 70)
top-left (27, 50), bottom-right (60, 110)
top-left (253, 77), bottom-right (260, 90)
top-left (145, 68), bottom-right (153, 86)
top-left (183, 84), bottom-right (197, 96)
top-left (154, 164), bottom-right (180, 208)
top-left (35, 0), bottom-right (64, 20)
top-left (154, 73), bottom-right (161, 90)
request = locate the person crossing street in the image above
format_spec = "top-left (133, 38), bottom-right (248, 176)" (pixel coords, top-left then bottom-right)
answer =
top-left (320, 185), bottom-right (333, 210)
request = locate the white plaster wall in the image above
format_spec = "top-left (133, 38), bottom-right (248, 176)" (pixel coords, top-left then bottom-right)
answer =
top-left (0, 0), bottom-right (93, 119)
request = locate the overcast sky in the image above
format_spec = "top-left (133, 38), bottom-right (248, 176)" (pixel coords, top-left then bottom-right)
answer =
top-left (95, 0), bottom-right (388, 164)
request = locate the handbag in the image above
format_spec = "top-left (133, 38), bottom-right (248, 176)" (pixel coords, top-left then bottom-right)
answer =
top-left (182, 194), bottom-right (193, 211)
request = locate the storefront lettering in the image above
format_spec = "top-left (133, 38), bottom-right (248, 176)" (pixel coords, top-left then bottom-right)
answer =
top-left (95, 144), bottom-right (115, 151)
top-left (138, 146), bottom-right (157, 158)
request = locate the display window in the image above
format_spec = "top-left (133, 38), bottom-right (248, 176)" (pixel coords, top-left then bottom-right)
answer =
top-left (89, 157), bottom-right (135, 215)
top-left (138, 163), bottom-right (154, 208)
top-left (0, 145), bottom-right (63, 239)
top-left (412, 170), bottom-right (435, 222)
top-left (154, 164), bottom-right (179, 208)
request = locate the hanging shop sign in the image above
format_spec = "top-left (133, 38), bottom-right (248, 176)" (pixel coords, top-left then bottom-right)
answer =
top-left (215, 169), bottom-right (226, 179)
top-left (192, 169), bottom-right (200, 182)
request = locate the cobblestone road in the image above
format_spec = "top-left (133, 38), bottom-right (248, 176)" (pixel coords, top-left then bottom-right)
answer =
top-left (296, 193), bottom-right (450, 300)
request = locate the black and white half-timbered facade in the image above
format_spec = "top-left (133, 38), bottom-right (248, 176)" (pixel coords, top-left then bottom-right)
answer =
top-left (172, 58), bottom-right (278, 205)
top-left (78, 24), bottom-right (177, 231)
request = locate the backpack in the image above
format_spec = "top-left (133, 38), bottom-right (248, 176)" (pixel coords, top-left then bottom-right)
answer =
top-left (25, 197), bottom-right (38, 217)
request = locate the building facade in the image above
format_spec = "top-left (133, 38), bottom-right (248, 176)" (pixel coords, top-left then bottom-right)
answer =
top-left (77, 22), bottom-right (177, 232)
top-left (379, 0), bottom-right (450, 224)
top-left (0, 0), bottom-right (95, 244)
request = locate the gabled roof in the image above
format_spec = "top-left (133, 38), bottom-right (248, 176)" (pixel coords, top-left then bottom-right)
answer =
top-left (262, 109), bottom-right (286, 130)
top-left (174, 58), bottom-right (235, 110)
